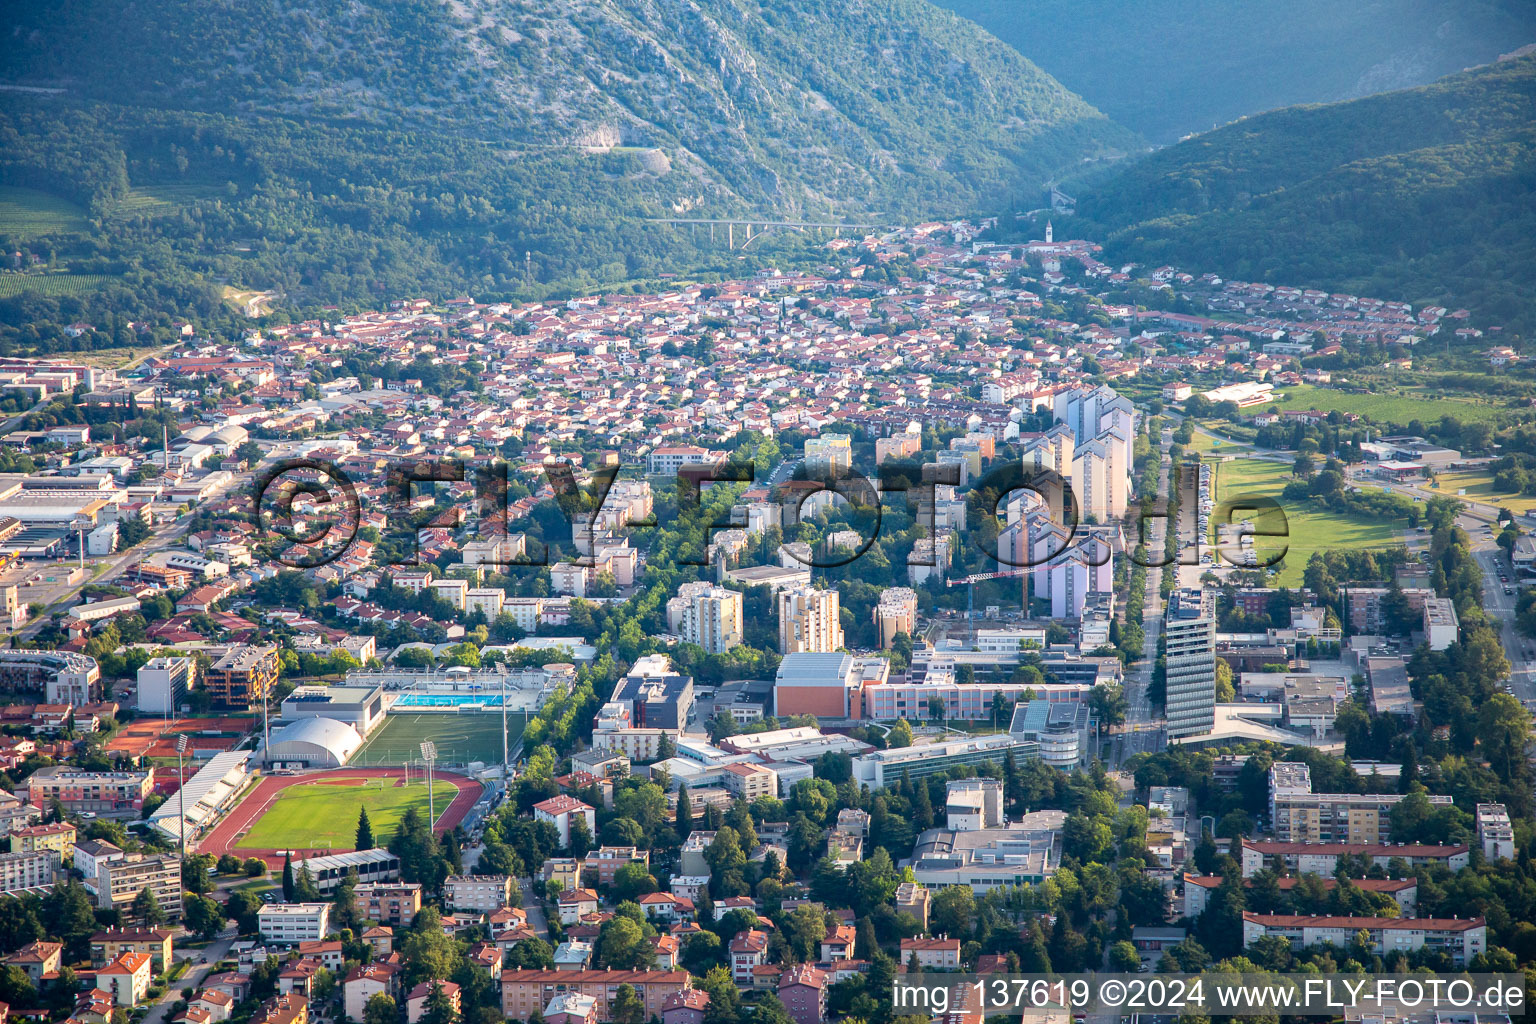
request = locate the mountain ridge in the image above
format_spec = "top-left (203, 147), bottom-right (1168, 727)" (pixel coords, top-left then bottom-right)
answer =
top-left (934, 0), bottom-right (1535, 144)
top-left (1, 0), bottom-right (1140, 219)
top-left (1074, 54), bottom-right (1536, 330)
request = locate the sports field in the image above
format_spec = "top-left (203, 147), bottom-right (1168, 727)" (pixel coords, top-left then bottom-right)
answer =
top-left (235, 776), bottom-right (454, 852)
top-left (351, 712), bottom-right (525, 767)
top-left (201, 768), bottom-right (482, 864)
top-left (1212, 457), bottom-right (1407, 587)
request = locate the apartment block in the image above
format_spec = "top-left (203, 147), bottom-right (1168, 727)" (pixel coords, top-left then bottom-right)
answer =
top-left (666, 583), bottom-right (743, 655)
top-left (445, 875), bottom-right (515, 912)
top-left (1241, 913), bottom-right (1485, 966)
top-left (873, 588), bottom-right (917, 650)
top-left (354, 882), bottom-right (422, 926)
top-left (1164, 600), bottom-right (1216, 739)
top-left (205, 645), bottom-right (279, 710)
top-left (97, 853), bottom-right (184, 919)
top-left (778, 586), bottom-right (843, 655)
top-left (1239, 839), bottom-right (1470, 877)
top-left (1476, 803), bottom-right (1515, 861)
top-left (1268, 762), bottom-right (1449, 844)
top-left (258, 903), bottom-right (332, 945)
top-left (89, 927), bottom-right (174, 970)
top-left (22, 767), bottom-right (154, 816)
top-left (0, 848), bottom-right (58, 890)
top-left (9, 820), bottom-right (76, 860)
top-left (137, 656), bottom-right (195, 715)
top-left (894, 882), bottom-right (930, 931)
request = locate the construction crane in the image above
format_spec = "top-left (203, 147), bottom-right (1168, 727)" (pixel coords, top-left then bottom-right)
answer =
top-left (946, 564), bottom-right (1031, 633)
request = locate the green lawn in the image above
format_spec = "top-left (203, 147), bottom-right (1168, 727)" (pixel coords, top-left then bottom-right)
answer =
top-left (0, 186), bottom-right (88, 239)
top-left (1270, 382), bottom-right (1512, 426)
top-left (236, 776), bottom-right (456, 852)
top-left (1427, 468), bottom-right (1536, 513)
top-left (351, 712), bottom-right (525, 767)
top-left (1187, 429), bottom-right (1250, 455)
top-left (1212, 458), bottom-right (1407, 587)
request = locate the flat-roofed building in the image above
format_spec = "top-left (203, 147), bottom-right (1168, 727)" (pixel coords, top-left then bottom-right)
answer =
top-left (873, 588), bottom-right (917, 650)
top-left (1477, 803), bottom-right (1515, 861)
top-left (206, 645), bottom-right (279, 710)
top-left (894, 882), bottom-right (930, 931)
top-left (851, 733), bottom-right (1039, 789)
top-left (0, 848), bottom-right (58, 890)
top-left (137, 656), bottom-right (195, 715)
top-left (280, 683), bottom-right (385, 738)
top-left (445, 875), bottom-right (515, 912)
top-left (258, 903), bottom-right (332, 945)
top-left (774, 652), bottom-right (867, 720)
top-left (1008, 699), bottom-right (1091, 769)
top-left (1164, 594), bottom-right (1216, 738)
top-left (1268, 762), bottom-right (1448, 844)
top-left (944, 779), bottom-right (1003, 831)
top-left (96, 853), bottom-right (183, 919)
top-left (666, 583), bottom-right (743, 655)
top-left (1422, 597), bottom-right (1459, 651)
top-left (21, 766), bottom-right (153, 816)
top-left (778, 586), bottom-right (842, 655)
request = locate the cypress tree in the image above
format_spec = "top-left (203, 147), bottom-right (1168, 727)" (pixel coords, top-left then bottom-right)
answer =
top-left (676, 784), bottom-right (694, 839)
top-left (281, 852), bottom-right (295, 902)
top-left (356, 808), bottom-right (375, 850)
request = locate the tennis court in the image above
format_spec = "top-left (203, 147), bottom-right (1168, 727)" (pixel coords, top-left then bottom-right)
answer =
top-left (351, 712), bottom-right (526, 766)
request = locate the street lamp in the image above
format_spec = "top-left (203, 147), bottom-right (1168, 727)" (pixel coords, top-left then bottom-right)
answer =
top-left (175, 734), bottom-right (189, 866)
top-left (419, 741), bottom-right (437, 827)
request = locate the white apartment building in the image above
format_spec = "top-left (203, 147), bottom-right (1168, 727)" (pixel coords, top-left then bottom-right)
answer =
top-left (444, 875), bottom-right (515, 912)
top-left (667, 583), bottom-right (743, 655)
top-left (258, 903), bottom-right (332, 945)
top-left (137, 656), bottom-right (195, 715)
top-left (428, 578), bottom-right (468, 610)
top-left (874, 588), bottom-right (917, 650)
top-left (1477, 803), bottom-right (1514, 860)
top-left (0, 849), bottom-right (58, 890)
top-left (778, 586), bottom-right (843, 655)
top-left (1423, 597), bottom-right (1459, 651)
top-left (503, 597), bottom-right (544, 632)
top-left (464, 588), bottom-right (504, 619)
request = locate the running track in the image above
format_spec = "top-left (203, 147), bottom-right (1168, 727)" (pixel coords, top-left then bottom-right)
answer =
top-left (198, 767), bottom-right (482, 866)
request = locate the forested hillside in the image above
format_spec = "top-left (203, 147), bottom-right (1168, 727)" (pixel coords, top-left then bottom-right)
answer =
top-left (1074, 55), bottom-right (1536, 331)
top-left (937, 0), bottom-right (1534, 143)
top-left (0, 0), bottom-right (1137, 333)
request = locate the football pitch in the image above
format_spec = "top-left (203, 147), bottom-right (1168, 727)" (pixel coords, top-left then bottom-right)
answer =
top-left (351, 712), bottom-right (525, 767)
top-left (235, 776), bottom-right (455, 852)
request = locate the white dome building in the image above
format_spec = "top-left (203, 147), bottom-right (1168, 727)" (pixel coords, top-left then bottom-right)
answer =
top-left (262, 717), bottom-right (363, 768)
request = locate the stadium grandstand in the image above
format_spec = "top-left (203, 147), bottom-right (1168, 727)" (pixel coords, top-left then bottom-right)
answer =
top-left (148, 750), bottom-right (253, 844)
